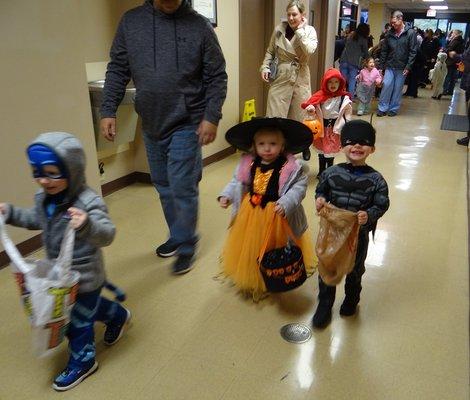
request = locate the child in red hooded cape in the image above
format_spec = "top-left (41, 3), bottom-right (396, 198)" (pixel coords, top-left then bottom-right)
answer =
top-left (301, 68), bottom-right (352, 176)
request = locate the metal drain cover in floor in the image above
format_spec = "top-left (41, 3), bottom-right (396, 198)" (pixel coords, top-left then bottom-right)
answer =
top-left (280, 323), bottom-right (312, 343)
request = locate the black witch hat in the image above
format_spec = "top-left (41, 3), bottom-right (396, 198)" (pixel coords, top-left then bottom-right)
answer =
top-left (225, 117), bottom-right (313, 154)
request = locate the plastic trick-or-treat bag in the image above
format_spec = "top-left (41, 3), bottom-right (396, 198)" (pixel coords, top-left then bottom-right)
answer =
top-left (315, 203), bottom-right (360, 286)
top-left (0, 215), bottom-right (79, 357)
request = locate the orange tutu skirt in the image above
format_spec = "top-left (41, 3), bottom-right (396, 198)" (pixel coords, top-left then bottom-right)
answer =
top-left (221, 194), bottom-right (316, 300)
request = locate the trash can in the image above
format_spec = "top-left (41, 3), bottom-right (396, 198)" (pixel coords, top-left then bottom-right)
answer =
top-left (88, 80), bottom-right (138, 152)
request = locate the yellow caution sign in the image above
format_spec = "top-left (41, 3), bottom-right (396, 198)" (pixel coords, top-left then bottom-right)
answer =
top-left (242, 99), bottom-right (256, 122)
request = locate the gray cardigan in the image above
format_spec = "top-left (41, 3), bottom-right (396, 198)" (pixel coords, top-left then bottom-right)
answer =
top-left (220, 154), bottom-right (309, 237)
top-left (5, 133), bottom-right (115, 293)
top-left (339, 36), bottom-right (369, 67)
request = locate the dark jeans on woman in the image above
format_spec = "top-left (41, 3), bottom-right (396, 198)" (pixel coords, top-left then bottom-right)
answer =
top-left (443, 66), bottom-right (459, 95)
top-left (339, 62), bottom-right (360, 96)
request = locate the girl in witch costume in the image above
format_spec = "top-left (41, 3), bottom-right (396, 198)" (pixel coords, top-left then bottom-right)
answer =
top-left (218, 118), bottom-right (316, 300)
top-left (301, 68), bottom-right (352, 176)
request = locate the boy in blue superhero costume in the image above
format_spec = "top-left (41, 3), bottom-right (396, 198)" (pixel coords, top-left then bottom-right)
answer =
top-left (0, 132), bottom-right (130, 391)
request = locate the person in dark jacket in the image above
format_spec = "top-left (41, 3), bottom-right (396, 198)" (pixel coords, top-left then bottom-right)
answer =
top-left (450, 45), bottom-right (470, 146)
top-left (443, 30), bottom-right (465, 96)
top-left (404, 44), bottom-right (425, 97)
top-left (421, 29), bottom-right (440, 84)
top-left (312, 120), bottom-right (390, 328)
top-left (100, 0), bottom-right (227, 274)
top-left (339, 23), bottom-right (370, 96)
top-left (376, 10), bottom-right (418, 117)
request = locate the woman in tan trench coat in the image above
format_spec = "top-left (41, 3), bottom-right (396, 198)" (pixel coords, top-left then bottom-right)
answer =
top-left (260, 0), bottom-right (318, 122)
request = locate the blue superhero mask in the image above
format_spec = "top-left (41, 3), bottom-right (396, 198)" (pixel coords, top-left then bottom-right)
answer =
top-left (27, 144), bottom-right (68, 179)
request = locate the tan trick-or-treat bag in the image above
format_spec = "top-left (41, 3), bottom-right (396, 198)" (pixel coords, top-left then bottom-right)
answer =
top-left (315, 203), bottom-right (360, 286)
top-left (0, 215), bottom-right (79, 357)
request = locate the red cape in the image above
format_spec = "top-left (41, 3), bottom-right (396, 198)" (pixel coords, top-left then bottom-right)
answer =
top-left (301, 68), bottom-right (350, 108)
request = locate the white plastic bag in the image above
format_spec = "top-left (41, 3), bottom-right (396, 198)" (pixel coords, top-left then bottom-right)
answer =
top-left (0, 215), bottom-right (79, 357)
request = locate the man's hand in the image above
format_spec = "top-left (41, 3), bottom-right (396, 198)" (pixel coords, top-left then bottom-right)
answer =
top-left (67, 207), bottom-right (88, 230)
top-left (261, 71), bottom-right (270, 83)
top-left (357, 211), bottom-right (368, 225)
top-left (448, 51), bottom-right (457, 59)
top-left (219, 196), bottom-right (230, 209)
top-left (0, 203), bottom-right (7, 215)
top-left (315, 197), bottom-right (326, 212)
top-left (197, 119), bottom-right (218, 145)
top-left (101, 118), bottom-right (117, 142)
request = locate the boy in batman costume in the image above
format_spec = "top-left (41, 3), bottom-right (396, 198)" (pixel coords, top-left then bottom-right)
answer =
top-left (312, 120), bottom-right (390, 328)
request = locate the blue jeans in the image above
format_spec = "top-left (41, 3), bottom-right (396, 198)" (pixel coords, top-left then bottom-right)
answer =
top-left (443, 67), bottom-right (458, 95)
top-left (339, 62), bottom-right (359, 96)
top-left (67, 288), bottom-right (126, 368)
top-left (378, 68), bottom-right (406, 113)
top-left (143, 129), bottom-right (202, 257)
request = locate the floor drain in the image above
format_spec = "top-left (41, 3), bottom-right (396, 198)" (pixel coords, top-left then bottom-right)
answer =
top-left (280, 323), bottom-right (312, 343)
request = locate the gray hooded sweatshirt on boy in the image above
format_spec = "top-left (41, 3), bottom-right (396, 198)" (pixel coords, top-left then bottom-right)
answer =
top-left (100, 0), bottom-right (227, 138)
top-left (5, 132), bottom-right (115, 293)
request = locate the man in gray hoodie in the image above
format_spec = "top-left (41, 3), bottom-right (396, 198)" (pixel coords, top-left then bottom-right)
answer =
top-left (100, 0), bottom-right (227, 274)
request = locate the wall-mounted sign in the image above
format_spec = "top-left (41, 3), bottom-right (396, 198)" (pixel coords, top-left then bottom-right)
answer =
top-left (191, 0), bottom-right (217, 27)
top-left (426, 9), bottom-right (437, 17)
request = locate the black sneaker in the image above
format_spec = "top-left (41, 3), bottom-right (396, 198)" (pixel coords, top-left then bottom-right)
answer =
top-left (457, 136), bottom-right (469, 146)
top-left (104, 308), bottom-right (131, 346)
top-left (172, 255), bottom-right (195, 275)
top-left (376, 111), bottom-right (386, 117)
top-left (339, 299), bottom-right (359, 316)
top-left (156, 240), bottom-right (179, 258)
top-left (387, 111), bottom-right (397, 117)
top-left (52, 362), bottom-right (98, 391)
top-left (312, 303), bottom-right (332, 329)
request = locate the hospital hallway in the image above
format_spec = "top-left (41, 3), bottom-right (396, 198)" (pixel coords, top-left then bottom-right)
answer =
top-left (0, 86), bottom-right (468, 399)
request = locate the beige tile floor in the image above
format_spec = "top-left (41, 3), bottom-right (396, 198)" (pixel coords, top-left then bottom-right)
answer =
top-left (0, 87), bottom-right (468, 399)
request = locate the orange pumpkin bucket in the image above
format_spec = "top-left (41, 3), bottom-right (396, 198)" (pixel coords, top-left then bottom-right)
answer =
top-left (303, 118), bottom-right (324, 140)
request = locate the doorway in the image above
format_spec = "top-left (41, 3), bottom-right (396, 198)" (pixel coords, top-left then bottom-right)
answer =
top-left (309, 0), bottom-right (328, 90)
top-left (239, 0), bottom-right (273, 120)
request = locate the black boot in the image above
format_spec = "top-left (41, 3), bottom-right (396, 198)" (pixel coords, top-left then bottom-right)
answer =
top-left (340, 278), bottom-right (362, 316)
top-left (317, 154), bottom-right (327, 177)
top-left (339, 294), bottom-right (360, 316)
top-left (312, 278), bottom-right (336, 328)
top-left (457, 135), bottom-right (469, 146)
top-left (302, 148), bottom-right (311, 161)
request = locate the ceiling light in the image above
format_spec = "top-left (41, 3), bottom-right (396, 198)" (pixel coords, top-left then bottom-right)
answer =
top-left (430, 5), bottom-right (448, 9)
top-left (422, 0), bottom-right (444, 3)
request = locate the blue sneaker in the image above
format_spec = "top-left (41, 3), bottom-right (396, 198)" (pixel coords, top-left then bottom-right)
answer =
top-left (172, 255), bottom-right (195, 275)
top-left (52, 361), bottom-right (98, 391)
top-left (104, 308), bottom-right (131, 346)
top-left (156, 239), bottom-right (180, 258)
